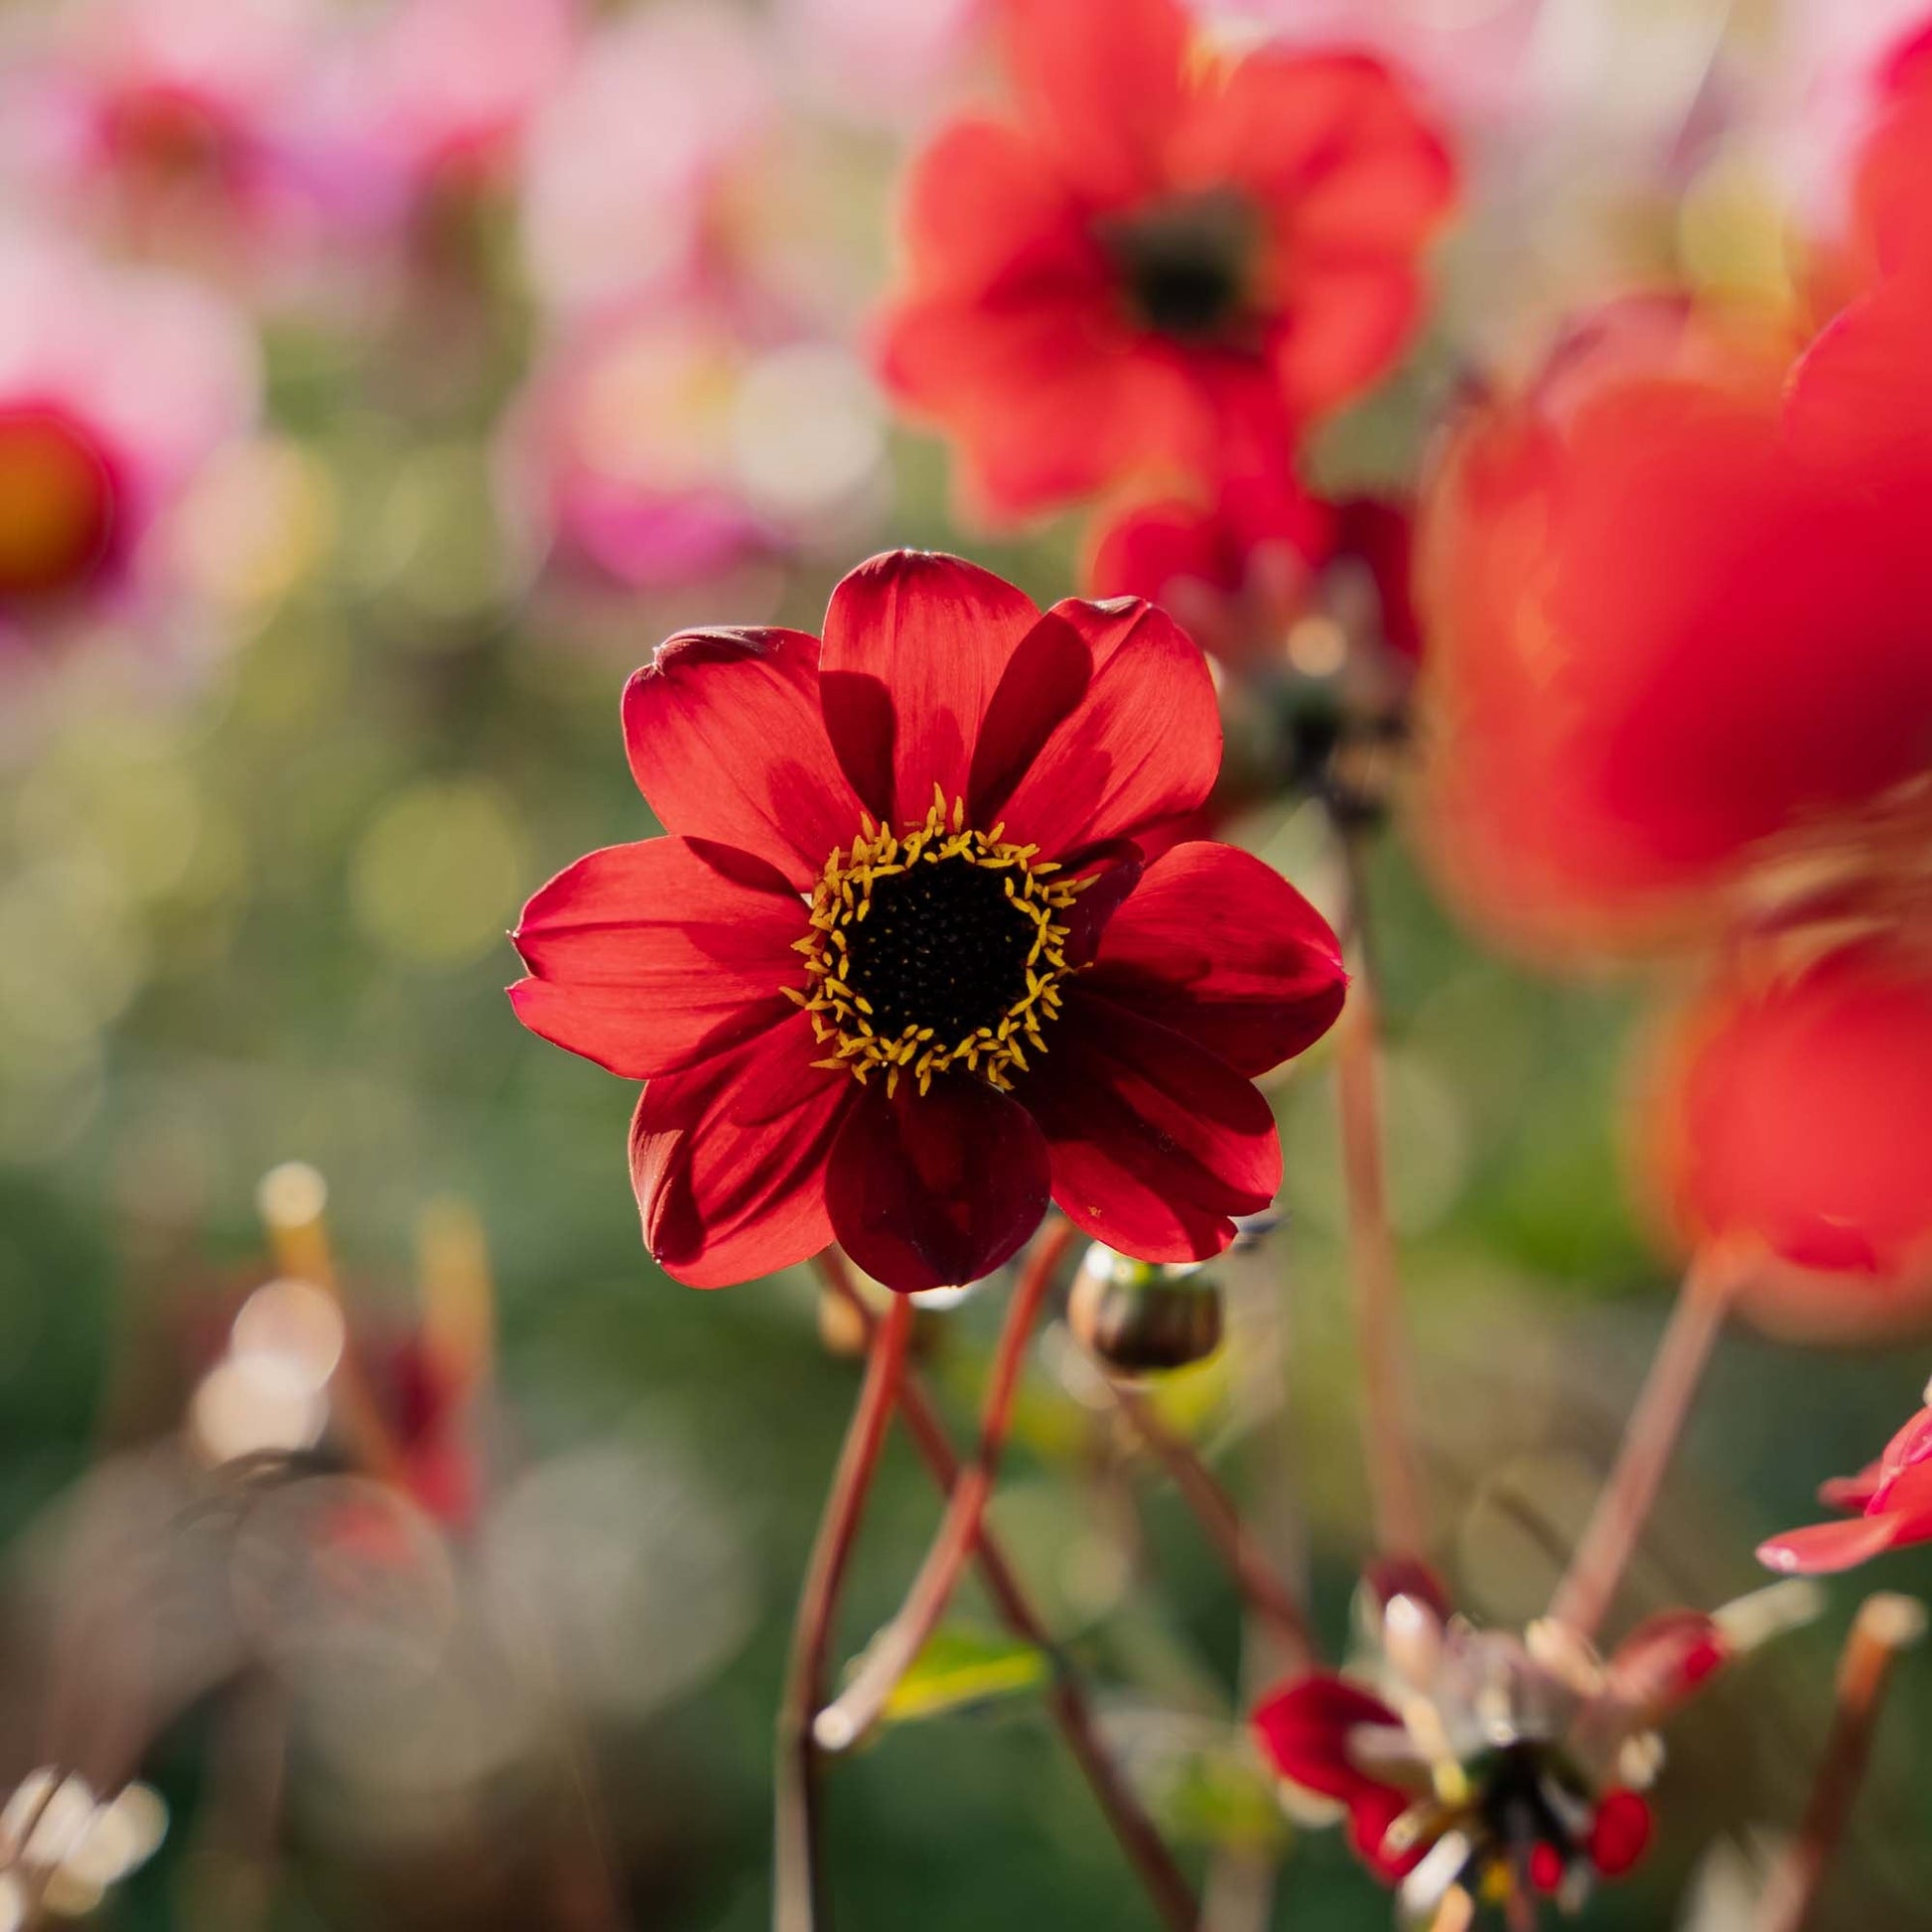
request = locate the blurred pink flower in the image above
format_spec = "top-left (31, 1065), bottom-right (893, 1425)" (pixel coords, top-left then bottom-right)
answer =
top-left (323, 0), bottom-right (584, 222)
top-left (776, 0), bottom-right (986, 128)
top-left (499, 284), bottom-right (883, 595)
top-left (0, 230), bottom-right (260, 649)
top-left (519, 2), bottom-right (775, 318)
top-left (0, 0), bottom-right (335, 276)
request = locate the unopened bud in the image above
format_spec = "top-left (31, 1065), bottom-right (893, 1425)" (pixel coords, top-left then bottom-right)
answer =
top-left (1068, 1247), bottom-right (1223, 1376)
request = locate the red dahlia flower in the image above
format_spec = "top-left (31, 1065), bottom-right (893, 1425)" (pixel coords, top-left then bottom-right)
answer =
top-left (1760, 1391), bottom-right (1932, 1575)
top-left (1417, 294), bottom-right (1932, 961)
top-left (878, 0), bottom-right (1454, 519)
top-left (1644, 937), bottom-right (1932, 1338)
top-left (508, 550), bottom-right (1347, 1294)
top-left (1255, 1569), bottom-right (1731, 1920)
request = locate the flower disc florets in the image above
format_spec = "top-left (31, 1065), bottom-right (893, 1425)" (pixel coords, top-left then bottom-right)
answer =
top-left (787, 788), bottom-right (1086, 1098)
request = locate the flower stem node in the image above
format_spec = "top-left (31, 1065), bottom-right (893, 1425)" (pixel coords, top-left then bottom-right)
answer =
top-left (1069, 1243), bottom-right (1224, 1377)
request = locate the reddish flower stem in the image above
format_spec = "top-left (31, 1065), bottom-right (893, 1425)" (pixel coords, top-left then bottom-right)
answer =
top-left (1095, 1370), bottom-right (1316, 1672)
top-left (812, 1220), bottom-right (1079, 1756)
top-left (1548, 1246), bottom-right (1742, 1642)
top-left (815, 1253), bottom-right (1198, 1932)
top-left (774, 1291), bottom-right (914, 1932)
top-left (1754, 1592), bottom-right (1927, 1932)
top-left (1332, 820), bottom-right (1427, 1557)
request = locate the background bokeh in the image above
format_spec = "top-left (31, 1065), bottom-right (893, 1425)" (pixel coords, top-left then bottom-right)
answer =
top-left (0, 1), bottom-right (1928, 1927)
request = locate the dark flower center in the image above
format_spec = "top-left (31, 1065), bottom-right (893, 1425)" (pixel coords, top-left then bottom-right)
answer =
top-left (844, 855), bottom-right (1035, 1042)
top-left (1102, 189), bottom-right (1261, 344)
top-left (1469, 1741), bottom-right (1584, 1861)
top-left (790, 800), bottom-right (1084, 1096)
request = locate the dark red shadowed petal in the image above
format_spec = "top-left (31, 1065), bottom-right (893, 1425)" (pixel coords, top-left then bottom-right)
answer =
top-left (1587, 1790), bottom-right (1652, 1877)
top-left (1253, 1673), bottom-right (1405, 1804)
top-left (621, 627), bottom-right (869, 891)
top-left (509, 836), bottom-right (805, 1079)
top-left (1333, 495), bottom-right (1422, 661)
top-left (1603, 1610), bottom-right (1729, 1718)
top-left (1757, 1513), bottom-right (1908, 1577)
top-left (825, 1074), bottom-right (1051, 1293)
top-left (1002, 0), bottom-right (1188, 206)
top-left (1058, 841), bottom-right (1144, 967)
top-left (818, 550), bottom-right (1041, 828)
top-left (629, 1015), bottom-right (853, 1290)
top-left (1026, 994), bottom-right (1280, 1263)
top-left (1087, 842), bottom-right (1346, 1076)
top-left (980, 597), bottom-right (1220, 858)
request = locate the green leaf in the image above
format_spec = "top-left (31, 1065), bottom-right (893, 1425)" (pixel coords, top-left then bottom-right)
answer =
top-left (879, 1624), bottom-right (1050, 1725)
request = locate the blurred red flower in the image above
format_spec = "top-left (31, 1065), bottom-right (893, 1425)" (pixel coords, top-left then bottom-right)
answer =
top-left (1417, 294), bottom-right (1932, 960)
top-left (1254, 1570), bottom-right (1725, 1918)
top-left (508, 550), bottom-right (1345, 1293)
top-left (1644, 938), bottom-right (1932, 1337)
top-left (877, 0), bottom-right (1453, 519)
top-left (1760, 1395), bottom-right (1932, 1575)
top-left (1090, 470), bottom-right (1419, 674)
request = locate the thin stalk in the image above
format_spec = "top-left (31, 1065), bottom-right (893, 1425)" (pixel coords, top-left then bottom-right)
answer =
top-left (774, 1292), bottom-right (914, 1932)
top-left (813, 1221), bottom-right (1078, 1755)
top-left (815, 1253), bottom-right (1198, 1932)
top-left (1548, 1247), bottom-right (1742, 1642)
top-left (1095, 1371), bottom-right (1315, 1672)
top-left (1331, 819), bottom-right (1427, 1557)
top-left (1753, 1592), bottom-right (1927, 1932)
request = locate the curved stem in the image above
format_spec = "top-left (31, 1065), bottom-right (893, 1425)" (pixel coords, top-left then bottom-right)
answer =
top-left (1753, 1592), bottom-right (1926, 1932)
top-left (774, 1292), bottom-right (913, 1932)
top-left (813, 1220), bottom-right (1078, 1756)
top-left (1331, 818), bottom-right (1426, 1557)
top-left (1095, 1370), bottom-right (1316, 1672)
top-left (1548, 1247), bottom-right (1741, 1642)
top-left (814, 1253), bottom-right (1198, 1932)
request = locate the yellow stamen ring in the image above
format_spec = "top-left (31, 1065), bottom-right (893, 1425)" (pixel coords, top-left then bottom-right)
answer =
top-left (781, 787), bottom-right (1086, 1100)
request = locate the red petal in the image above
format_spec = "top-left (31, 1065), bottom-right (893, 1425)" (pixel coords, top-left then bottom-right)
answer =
top-left (1649, 942), bottom-right (1932, 1320)
top-left (1089, 498), bottom-right (1233, 603)
top-left (825, 1074), bottom-right (1050, 1293)
top-left (1819, 1458), bottom-right (1887, 1513)
top-left (987, 598), bottom-right (1220, 858)
top-left (898, 117), bottom-right (1092, 293)
top-left (1587, 1790), bottom-right (1652, 1877)
top-left (877, 290), bottom-right (1140, 521)
top-left (621, 627), bottom-right (868, 891)
top-left (1270, 263), bottom-right (1422, 420)
top-left (1177, 52), bottom-right (1437, 210)
top-left (630, 1016), bottom-right (852, 1289)
top-left (1002, 0), bottom-right (1188, 205)
top-left (509, 836), bottom-right (804, 1078)
top-left (819, 550), bottom-right (1041, 830)
top-left (1253, 1673), bottom-right (1403, 1801)
top-left (1785, 267), bottom-right (1932, 491)
top-left (1027, 995), bottom-right (1280, 1263)
top-left (1087, 842), bottom-right (1346, 1076)
top-left (1757, 1513), bottom-right (1908, 1577)
top-left (1603, 1609), bottom-right (1728, 1716)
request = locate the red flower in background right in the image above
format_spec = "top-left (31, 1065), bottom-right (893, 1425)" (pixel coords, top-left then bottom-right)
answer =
top-left (1415, 27), bottom-right (1932, 1344)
